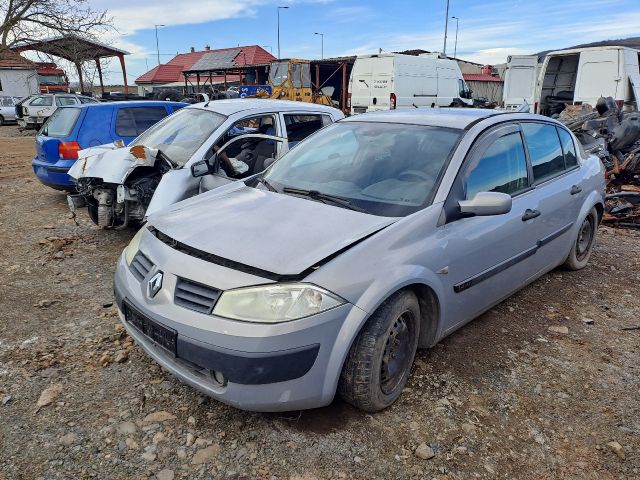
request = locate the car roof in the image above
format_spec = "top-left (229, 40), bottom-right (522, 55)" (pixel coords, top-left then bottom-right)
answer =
top-left (341, 108), bottom-right (503, 129)
top-left (62, 100), bottom-right (187, 109)
top-left (191, 98), bottom-right (340, 116)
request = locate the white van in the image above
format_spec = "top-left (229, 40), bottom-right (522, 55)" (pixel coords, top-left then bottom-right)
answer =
top-left (502, 55), bottom-right (539, 112)
top-left (534, 46), bottom-right (640, 116)
top-left (348, 53), bottom-right (473, 114)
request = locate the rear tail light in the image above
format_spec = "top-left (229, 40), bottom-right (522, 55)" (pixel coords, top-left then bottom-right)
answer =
top-left (58, 141), bottom-right (81, 159)
top-left (347, 93), bottom-right (351, 108)
top-left (615, 99), bottom-right (624, 109)
top-left (390, 93), bottom-right (397, 110)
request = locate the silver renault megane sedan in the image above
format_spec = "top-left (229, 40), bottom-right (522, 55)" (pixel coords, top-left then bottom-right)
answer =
top-left (114, 108), bottom-right (605, 412)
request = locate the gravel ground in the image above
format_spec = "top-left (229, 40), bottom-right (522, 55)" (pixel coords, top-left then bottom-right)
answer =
top-left (0, 131), bottom-right (639, 480)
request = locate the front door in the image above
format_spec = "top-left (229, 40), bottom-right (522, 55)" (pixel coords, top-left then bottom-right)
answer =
top-left (438, 123), bottom-right (541, 333)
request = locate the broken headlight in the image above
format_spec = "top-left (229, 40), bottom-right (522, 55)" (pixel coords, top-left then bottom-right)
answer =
top-left (124, 225), bottom-right (146, 266)
top-left (212, 283), bottom-right (345, 323)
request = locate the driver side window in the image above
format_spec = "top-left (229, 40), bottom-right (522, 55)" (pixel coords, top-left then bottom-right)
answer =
top-left (465, 132), bottom-right (529, 199)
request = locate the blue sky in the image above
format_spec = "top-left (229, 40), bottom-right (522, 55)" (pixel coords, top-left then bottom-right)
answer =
top-left (85, 0), bottom-right (640, 84)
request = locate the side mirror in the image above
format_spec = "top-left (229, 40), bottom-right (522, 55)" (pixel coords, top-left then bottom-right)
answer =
top-left (191, 159), bottom-right (212, 178)
top-left (458, 192), bottom-right (512, 216)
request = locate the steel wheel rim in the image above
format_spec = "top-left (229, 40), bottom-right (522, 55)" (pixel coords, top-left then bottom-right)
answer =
top-left (576, 215), bottom-right (594, 261)
top-left (380, 311), bottom-right (414, 395)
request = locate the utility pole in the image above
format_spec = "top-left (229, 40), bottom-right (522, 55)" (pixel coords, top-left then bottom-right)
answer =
top-left (443, 0), bottom-right (450, 56)
top-left (155, 24), bottom-right (165, 65)
top-left (452, 16), bottom-right (459, 58)
top-left (277, 6), bottom-right (289, 59)
top-left (314, 32), bottom-right (324, 60)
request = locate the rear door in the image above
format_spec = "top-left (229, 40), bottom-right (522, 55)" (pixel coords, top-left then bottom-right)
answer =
top-left (519, 122), bottom-right (584, 273)
top-left (576, 49), bottom-right (620, 104)
top-left (503, 55), bottom-right (539, 110)
top-left (350, 56), bottom-right (393, 113)
top-left (439, 123), bottom-right (540, 330)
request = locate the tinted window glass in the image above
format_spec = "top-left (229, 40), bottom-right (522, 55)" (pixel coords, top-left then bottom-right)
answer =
top-left (79, 96), bottom-right (97, 104)
top-left (557, 127), bottom-right (578, 168)
top-left (30, 96), bottom-right (53, 106)
top-left (522, 123), bottom-right (565, 183)
top-left (265, 122), bottom-right (462, 217)
top-left (40, 108), bottom-right (81, 137)
top-left (56, 97), bottom-right (77, 106)
top-left (291, 63), bottom-right (302, 88)
top-left (115, 108), bottom-right (137, 137)
top-left (130, 107), bottom-right (169, 134)
top-left (284, 114), bottom-right (326, 145)
top-left (116, 107), bottom-right (168, 137)
top-left (466, 132), bottom-right (529, 199)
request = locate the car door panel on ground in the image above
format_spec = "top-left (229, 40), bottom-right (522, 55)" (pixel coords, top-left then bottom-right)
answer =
top-left (439, 123), bottom-right (542, 331)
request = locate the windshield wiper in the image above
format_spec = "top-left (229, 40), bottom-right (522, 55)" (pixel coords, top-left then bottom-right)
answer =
top-left (282, 187), bottom-right (366, 213)
top-left (258, 176), bottom-right (278, 192)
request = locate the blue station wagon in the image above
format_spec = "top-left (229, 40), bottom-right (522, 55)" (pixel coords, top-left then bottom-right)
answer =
top-left (32, 101), bottom-right (186, 190)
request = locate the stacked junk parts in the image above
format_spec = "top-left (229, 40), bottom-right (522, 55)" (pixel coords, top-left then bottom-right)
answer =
top-left (558, 97), bottom-right (640, 229)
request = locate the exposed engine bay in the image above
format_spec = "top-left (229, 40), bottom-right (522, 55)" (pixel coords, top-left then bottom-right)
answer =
top-left (69, 145), bottom-right (174, 228)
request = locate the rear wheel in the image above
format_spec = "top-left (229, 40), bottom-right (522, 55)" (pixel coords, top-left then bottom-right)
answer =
top-left (338, 290), bottom-right (420, 412)
top-left (563, 207), bottom-right (598, 270)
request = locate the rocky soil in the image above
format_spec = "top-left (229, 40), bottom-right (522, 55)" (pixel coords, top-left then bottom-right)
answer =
top-left (0, 129), bottom-right (638, 479)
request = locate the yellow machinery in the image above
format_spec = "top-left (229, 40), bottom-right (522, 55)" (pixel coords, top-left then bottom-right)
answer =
top-left (255, 59), bottom-right (333, 106)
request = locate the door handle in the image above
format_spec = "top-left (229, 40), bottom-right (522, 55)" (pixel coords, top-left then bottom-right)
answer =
top-left (570, 185), bottom-right (582, 195)
top-left (522, 209), bottom-right (541, 221)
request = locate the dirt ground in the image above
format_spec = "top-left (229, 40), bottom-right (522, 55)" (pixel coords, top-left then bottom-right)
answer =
top-left (0, 128), bottom-right (638, 480)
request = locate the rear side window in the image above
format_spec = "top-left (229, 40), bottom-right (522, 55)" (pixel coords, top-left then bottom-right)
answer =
top-left (557, 127), bottom-right (578, 168)
top-left (521, 123), bottom-right (565, 183)
top-left (40, 108), bottom-right (81, 137)
top-left (1, 97), bottom-right (13, 107)
top-left (56, 97), bottom-right (77, 106)
top-left (283, 114), bottom-right (330, 145)
top-left (116, 107), bottom-right (168, 137)
top-left (465, 132), bottom-right (529, 199)
top-left (30, 96), bottom-right (53, 107)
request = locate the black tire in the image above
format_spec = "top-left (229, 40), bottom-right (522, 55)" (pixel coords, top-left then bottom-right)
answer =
top-left (180, 97), bottom-right (197, 104)
top-left (563, 207), bottom-right (598, 270)
top-left (154, 89), bottom-right (182, 102)
top-left (338, 290), bottom-right (420, 412)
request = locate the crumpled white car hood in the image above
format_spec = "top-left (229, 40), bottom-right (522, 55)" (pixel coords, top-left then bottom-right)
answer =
top-left (68, 144), bottom-right (159, 184)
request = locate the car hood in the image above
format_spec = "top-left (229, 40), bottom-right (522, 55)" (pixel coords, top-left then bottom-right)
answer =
top-left (68, 144), bottom-right (158, 184)
top-left (148, 184), bottom-right (397, 277)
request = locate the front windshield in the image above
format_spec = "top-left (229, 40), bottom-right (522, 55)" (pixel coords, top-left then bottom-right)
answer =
top-left (264, 122), bottom-right (462, 217)
top-left (131, 108), bottom-right (226, 166)
top-left (269, 61), bottom-right (289, 86)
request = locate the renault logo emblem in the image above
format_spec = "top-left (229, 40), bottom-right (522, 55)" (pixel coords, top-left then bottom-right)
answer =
top-left (147, 271), bottom-right (163, 298)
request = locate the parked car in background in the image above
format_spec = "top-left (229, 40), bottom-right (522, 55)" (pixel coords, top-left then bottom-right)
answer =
top-left (32, 101), bottom-right (186, 191)
top-left (348, 53), bottom-right (473, 114)
top-left (16, 93), bottom-right (99, 129)
top-left (534, 45), bottom-right (640, 116)
top-left (68, 99), bottom-right (344, 228)
top-left (0, 95), bottom-right (22, 125)
top-left (114, 108), bottom-right (604, 412)
top-left (502, 55), bottom-right (539, 112)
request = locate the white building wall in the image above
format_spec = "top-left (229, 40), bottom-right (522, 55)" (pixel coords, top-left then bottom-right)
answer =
top-left (0, 68), bottom-right (39, 97)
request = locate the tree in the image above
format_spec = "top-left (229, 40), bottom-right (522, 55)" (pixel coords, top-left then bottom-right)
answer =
top-left (0, 0), bottom-right (111, 50)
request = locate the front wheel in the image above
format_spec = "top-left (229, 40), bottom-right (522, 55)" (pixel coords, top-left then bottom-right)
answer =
top-left (563, 207), bottom-right (598, 270)
top-left (338, 290), bottom-right (420, 412)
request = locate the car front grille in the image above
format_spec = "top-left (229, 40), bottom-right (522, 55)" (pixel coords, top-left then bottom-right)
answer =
top-left (130, 252), bottom-right (154, 281)
top-left (174, 278), bottom-right (221, 314)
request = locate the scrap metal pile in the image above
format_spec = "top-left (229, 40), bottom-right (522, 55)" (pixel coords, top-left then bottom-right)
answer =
top-left (558, 97), bottom-right (640, 228)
